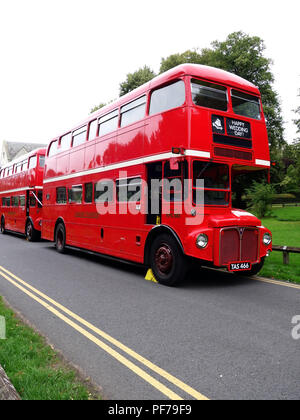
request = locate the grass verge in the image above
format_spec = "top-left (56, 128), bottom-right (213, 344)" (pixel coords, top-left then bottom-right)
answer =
top-left (260, 207), bottom-right (300, 284)
top-left (0, 296), bottom-right (101, 400)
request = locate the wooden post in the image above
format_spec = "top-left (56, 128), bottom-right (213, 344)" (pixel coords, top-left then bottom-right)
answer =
top-left (283, 247), bottom-right (290, 265)
top-left (0, 365), bottom-right (21, 400)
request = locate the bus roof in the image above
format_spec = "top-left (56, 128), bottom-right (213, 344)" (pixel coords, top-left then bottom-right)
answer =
top-left (53, 64), bottom-right (260, 141)
top-left (91, 64), bottom-right (260, 116)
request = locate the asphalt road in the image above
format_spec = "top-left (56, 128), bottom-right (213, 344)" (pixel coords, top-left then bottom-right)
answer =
top-left (0, 232), bottom-right (299, 400)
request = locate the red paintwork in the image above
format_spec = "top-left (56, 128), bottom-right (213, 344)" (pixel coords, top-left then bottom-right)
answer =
top-left (0, 148), bottom-right (46, 235)
top-left (42, 64), bottom-right (272, 267)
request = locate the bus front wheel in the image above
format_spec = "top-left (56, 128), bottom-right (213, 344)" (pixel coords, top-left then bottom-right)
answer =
top-left (150, 234), bottom-right (187, 286)
top-left (55, 223), bottom-right (66, 254)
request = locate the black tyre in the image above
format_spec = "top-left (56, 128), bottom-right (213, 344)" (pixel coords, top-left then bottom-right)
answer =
top-left (55, 223), bottom-right (66, 254)
top-left (238, 258), bottom-right (265, 277)
top-left (150, 234), bottom-right (187, 286)
top-left (26, 221), bottom-right (39, 242)
top-left (0, 217), bottom-right (5, 234)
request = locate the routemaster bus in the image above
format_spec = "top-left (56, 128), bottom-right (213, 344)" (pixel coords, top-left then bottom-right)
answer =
top-left (0, 148), bottom-right (46, 241)
top-left (42, 64), bottom-right (272, 286)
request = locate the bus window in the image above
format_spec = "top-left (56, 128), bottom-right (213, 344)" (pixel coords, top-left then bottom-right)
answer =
top-left (149, 80), bottom-right (185, 115)
top-left (163, 160), bottom-right (188, 202)
top-left (12, 196), bottom-right (19, 207)
top-left (16, 163), bottom-right (22, 173)
top-left (120, 97), bottom-right (146, 128)
top-left (48, 140), bottom-right (58, 157)
top-left (30, 194), bottom-right (36, 207)
top-left (56, 187), bottom-right (67, 204)
top-left (191, 79), bottom-right (227, 111)
top-left (68, 185), bottom-right (83, 204)
top-left (88, 120), bottom-right (98, 140)
top-left (193, 161), bottom-right (230, 206)
top-left (8, 166), bottom-right (13, 176)
top-left (2, 197), bottom-right (10, 207)
top-left (20, 196), bottom-right (25, 207)
top-left (231, 90), bottom-right (261, 120)
top-left (60, 133), bottom-right (71, 152)
top-left (72, 127), bottom-right (87, 148)
top-left (84, 183), bottom-right (93, 203)
top-left (99, 110), bottom-right (119, 136)
top-left (37, 191), bottom-right (43, 208)
top-left (22, 160), bottom-right (28, 171)
top-left (28, 155), bottom-right (37, 169)
top-left (116, 177), bottom-right (141, 202)
top-left (39, 155), bottom-right (45, 168)
top-left (94, 180), bottom-right (114, 203)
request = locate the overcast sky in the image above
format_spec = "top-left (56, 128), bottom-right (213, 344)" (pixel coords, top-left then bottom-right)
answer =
top-left (0, 0), bottom-right (299, 147)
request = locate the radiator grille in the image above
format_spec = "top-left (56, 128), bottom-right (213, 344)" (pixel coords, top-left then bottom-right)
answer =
top-left (220, 227), bottom-right (259, 265)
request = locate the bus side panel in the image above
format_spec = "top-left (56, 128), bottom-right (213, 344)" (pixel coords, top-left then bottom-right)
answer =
top-left (144, 108), bottom-right (188, 157)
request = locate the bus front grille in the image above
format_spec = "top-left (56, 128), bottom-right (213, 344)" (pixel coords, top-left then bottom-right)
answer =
top-left (220, 227), bottom-right (259, 265)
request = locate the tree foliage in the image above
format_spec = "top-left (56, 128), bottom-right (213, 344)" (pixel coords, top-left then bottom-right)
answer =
top-left (90, 102), bottom-right (107, 114)
top-left (245, 181), bottom-right (274, 218)
top-left (119, 66), bottom-right (156, 97)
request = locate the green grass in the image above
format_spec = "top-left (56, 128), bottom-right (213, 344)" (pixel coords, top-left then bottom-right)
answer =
top-left (260, 206), bottom-right (300, 284)
top-left (271, 206), bottom-right (300, 221)
top-left (0, 297), bottom-right (100, 400)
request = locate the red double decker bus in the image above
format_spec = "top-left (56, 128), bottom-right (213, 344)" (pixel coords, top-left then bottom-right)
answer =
top-left (0, 148), bottom-right (46, 241)
top-left (42, 64), bottom-right (272, 286)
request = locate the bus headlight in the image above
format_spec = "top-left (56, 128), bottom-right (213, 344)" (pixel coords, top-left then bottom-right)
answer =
top-left (263, 233), bottom-right (272, 246)
top-left (196, 234), bottom-right (208, 249)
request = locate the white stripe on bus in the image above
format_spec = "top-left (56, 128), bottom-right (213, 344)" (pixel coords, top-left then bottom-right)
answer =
top-left (43, 150), bottom-right (211, 184)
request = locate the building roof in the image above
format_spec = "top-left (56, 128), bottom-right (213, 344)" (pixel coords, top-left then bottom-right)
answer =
top-left (4, 141), bottom-right (47, 162)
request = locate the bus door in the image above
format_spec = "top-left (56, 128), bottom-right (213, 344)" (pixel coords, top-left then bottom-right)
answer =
top-left (16, 194), bottom-right (26, 232)
top-left (146, 162), bottom-right (162, 225)
top-left (162, 159), bottom-right (187, 226)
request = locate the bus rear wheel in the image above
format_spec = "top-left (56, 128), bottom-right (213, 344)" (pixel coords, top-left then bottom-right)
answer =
top-left (1, 217), bottom-right (5, 234)
top-left (26, 221), bottom-right (39, 242)
top-left (150, 234), bottom-right (187, 286)
top-left (55, 223), bottom-right (66, 254)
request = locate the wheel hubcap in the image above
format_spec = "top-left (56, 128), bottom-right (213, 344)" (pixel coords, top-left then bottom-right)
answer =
top-left (155, 243), bottom-right (173, 275)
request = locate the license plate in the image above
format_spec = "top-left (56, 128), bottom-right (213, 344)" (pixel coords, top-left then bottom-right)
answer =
top-left (229, 262), bottom-right (252, 272)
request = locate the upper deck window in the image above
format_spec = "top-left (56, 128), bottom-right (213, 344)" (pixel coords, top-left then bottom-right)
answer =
top-left (28, 155), bottom-right (37, 169)
top-left (149, 80), bottom-right (185, 115)
top-left (8, 166), bottom-right (14, 176)
top-left (39, 155), bottom-right (45, 168)
top-left (48, 140), bottom-right (58, 157)
top-left (60, 133), bottom-right (71, 152)
top-left (21, 159), bottom-right (28, 171)
top-left (88, 120), bottom-right (98, 140)
top-left (99, 110), bottom-right (119, 136)
top-left (191, 79), bottom-right (227, 111)
top-left (72, 126), bottom-right (87, 148)
top-left (120, 96), bottom-right (146, 128)
top-left (231, 89), bottom-right (261, 120)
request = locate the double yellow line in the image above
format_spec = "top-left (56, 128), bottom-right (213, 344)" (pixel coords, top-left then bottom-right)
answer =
top-left (0, 264), bottom-right (209, 400)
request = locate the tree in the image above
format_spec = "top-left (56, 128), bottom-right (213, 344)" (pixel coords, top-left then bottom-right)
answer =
top-left (119, 66), bottom-right (156, 97)
top-left (90, 102), bottom-right (107, 114)
top-left (245, 181), bottom-right (274, 218)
